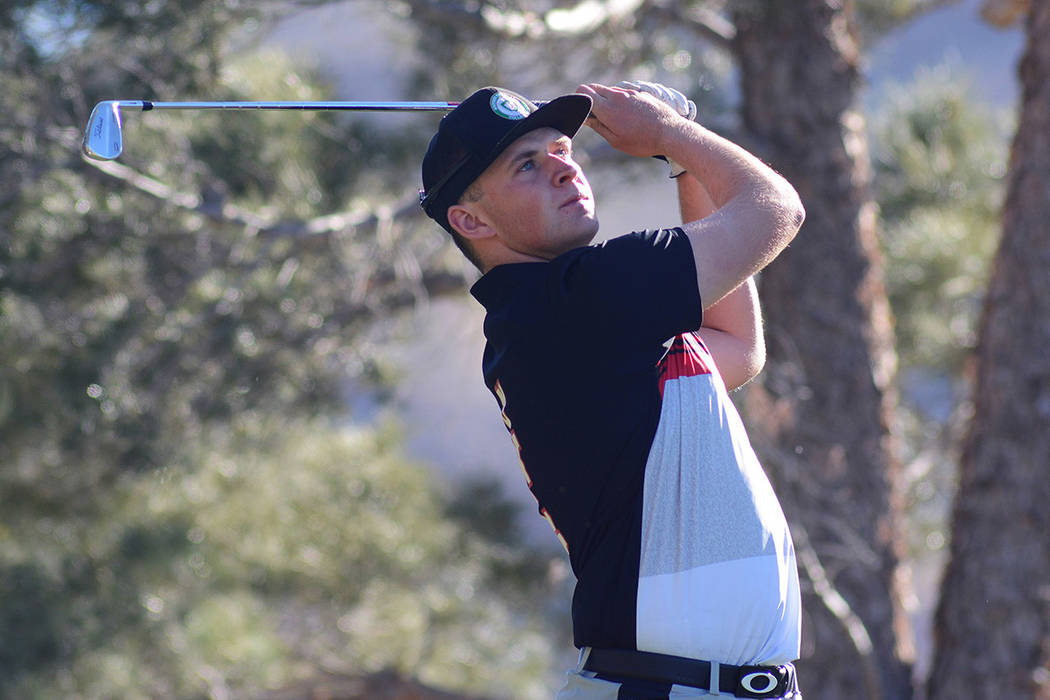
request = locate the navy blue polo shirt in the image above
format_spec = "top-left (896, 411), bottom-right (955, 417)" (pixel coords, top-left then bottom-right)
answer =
top-left (470, 228), bottom-right (801, 665)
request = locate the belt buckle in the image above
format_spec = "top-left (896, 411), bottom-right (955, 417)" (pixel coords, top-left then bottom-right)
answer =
top-left (735, 664), bottom-right (787, 698)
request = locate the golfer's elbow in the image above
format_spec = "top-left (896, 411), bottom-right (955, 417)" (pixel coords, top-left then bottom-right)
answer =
top-left (740, 329), bottom-right (767, 389)
top-left (751, 337), bottom-right (767, 379)
top-left (773, 180), bottom-right (805, 245)
top-left (724, 341), bottom-right (766, 392)
top-left (786, 189), bottom-right (805, 237)
top-left (746, 180), bottom-right (803, 264)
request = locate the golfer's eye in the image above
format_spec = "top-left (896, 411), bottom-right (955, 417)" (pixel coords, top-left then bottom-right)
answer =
top-left (518, 159), bottom-right (535, 172)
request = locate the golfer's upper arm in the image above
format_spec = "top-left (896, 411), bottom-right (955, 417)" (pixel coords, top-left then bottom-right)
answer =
top-left (681, 188), bottom-right (803, 310)
top-left (657, 120), bottom-right (804, 308)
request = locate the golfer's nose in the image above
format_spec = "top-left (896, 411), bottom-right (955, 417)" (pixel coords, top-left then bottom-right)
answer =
top-left (551, 155), bottom-right (579, 186)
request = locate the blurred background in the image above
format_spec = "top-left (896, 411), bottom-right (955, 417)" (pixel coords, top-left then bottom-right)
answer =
top-left (2, 0), bottom-right (1047, 699)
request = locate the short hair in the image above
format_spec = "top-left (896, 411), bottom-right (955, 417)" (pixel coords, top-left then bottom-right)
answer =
top-left (448, 180), bottom-right (485, 271)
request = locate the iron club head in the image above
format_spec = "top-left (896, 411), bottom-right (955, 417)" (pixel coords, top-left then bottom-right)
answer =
top-left (82, 101), bottom-right (124, 161)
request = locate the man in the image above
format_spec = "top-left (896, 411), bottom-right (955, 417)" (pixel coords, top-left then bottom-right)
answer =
top-left (420, 82), bottom-right (805, 699)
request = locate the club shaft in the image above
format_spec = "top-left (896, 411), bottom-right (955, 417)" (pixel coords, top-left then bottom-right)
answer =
top-left (116, 100), bottom-right (461, 112)
top-left (83, 98), bottom-right (477, 160)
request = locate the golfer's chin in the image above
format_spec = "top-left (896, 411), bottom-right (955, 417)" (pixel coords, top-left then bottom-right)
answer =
top-left (577, 214), bottom-right (600, 244)
top-left (554, 218), bottom-right (599, 256)
top-left (508, 213), bottom-right (600, 262)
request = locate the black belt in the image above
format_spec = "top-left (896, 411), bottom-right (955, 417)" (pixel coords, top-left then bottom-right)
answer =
top-left (584, 648), bottom-right (795, 699)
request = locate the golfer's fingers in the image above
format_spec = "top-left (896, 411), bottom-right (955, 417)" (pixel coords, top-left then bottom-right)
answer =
top-left (583, 112), bottom-right (609, 138)
top-left (577, 83), bottom-right (632, 103)
top-left (579, 83), bottom-right (631, 126)
top-left (577, 84), bottom-right (611, 123)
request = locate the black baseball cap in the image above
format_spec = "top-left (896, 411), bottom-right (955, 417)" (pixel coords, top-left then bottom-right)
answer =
top-left (420, 86), bottom-right (592, 234)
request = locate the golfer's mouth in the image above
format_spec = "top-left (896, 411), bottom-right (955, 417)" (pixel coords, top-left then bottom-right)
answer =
top-left (561, 193), bottom-right (588, 208)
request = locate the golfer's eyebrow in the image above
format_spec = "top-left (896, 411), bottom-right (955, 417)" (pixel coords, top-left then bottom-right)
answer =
top-left (505, 136), bottom-right (571, 173)
top-left (505, 145), bottom-right (541, 172)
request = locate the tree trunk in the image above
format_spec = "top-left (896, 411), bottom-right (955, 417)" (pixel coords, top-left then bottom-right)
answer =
top-left (928, 2), bottom-right (1050, 699)
top-left (731, 1), bottom-right (913, 698)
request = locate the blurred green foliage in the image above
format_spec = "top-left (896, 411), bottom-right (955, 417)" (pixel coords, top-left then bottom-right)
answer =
top-left (872, 62), bottom-right (1010, 377)
top-left (0, 0), bottom-right (1017, 696)
top-left (854, 0), bottom-right (967, 41)
top-left (1, 418), bottom-right (563, 698)
top-left (1, 1), bottom-right (561, 697)
top-left (1, 0), bottom-right (462, 521)
top-left (869, 62), bottom-right (1010, 558)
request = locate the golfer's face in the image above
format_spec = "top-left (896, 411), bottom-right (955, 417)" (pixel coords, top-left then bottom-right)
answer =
top-left (475, 127), bottom-right (598, 259)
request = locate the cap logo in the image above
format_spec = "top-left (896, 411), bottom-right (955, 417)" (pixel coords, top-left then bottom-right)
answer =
top-left (489, 91), bottom-right (532, 120)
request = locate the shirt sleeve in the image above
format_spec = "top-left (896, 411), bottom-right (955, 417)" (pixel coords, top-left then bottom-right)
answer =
top-left (544, 228), bottom-right (702, 345)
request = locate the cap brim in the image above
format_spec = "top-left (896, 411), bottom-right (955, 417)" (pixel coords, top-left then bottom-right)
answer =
top-left (515, 93), bottom-right (593, 141)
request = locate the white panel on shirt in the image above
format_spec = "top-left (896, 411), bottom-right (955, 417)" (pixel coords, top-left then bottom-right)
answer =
top-left (636, 339), bottom-right (801, 666)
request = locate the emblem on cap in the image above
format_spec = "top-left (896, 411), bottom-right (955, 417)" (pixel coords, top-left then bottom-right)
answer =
top-left (489, 91), bottom-right (533, 120)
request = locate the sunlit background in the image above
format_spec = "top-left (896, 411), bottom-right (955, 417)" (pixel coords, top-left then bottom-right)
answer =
top-left (1, 1), bottom-right (1041, 699)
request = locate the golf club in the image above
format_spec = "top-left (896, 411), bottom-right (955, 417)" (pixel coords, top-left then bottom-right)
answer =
top-left (81, 100), bottom-right (463, 161)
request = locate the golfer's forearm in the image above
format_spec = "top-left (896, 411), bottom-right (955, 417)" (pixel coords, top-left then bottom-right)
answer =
top-left (677, 172), bottom-right (717, 222)
top-left (660, 120), bottom-right (802, 229)
top-left (661, 120), bottom-right (803, 307)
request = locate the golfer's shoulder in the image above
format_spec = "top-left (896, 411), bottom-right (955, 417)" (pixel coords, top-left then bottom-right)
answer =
top-left (578, 228), bottom-right (692, 275)
top-left (592, 227), bottom-right (689, 253)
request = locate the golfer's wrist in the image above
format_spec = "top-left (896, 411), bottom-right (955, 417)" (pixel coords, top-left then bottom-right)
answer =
top-left (655, 119), bottom-right (701, 171)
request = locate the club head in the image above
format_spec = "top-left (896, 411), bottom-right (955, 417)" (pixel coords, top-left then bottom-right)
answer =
top-left (82, 101), bottom-right (123, 160)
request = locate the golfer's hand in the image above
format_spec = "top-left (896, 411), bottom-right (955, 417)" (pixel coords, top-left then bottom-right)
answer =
top-left (576, 83), bottom-right (684, 159)
top-left (616, 81), bottom-right (697, 121)
top-left (615, 81), bottom-right (697, 176)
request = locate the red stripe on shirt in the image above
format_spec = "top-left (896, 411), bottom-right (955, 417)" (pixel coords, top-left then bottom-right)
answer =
top-left (658, 332), bottom-right (713, 396)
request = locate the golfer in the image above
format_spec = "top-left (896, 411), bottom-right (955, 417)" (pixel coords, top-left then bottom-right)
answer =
top-left (420, 82), bottom-right (805, 699)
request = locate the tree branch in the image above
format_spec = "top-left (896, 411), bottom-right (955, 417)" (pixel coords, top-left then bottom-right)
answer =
top-left (646, 1), bottom-right (735, 49)
top-left (394, 0), bottom-right (734, 48)
top-left (79, 152), bottom-right (428, 242)
top-left (75, 148), bottom-right (470, 299)
top-left (81, 155), bottom-right (270, 230)
top-left (792, 521), bottom-right (885, 700)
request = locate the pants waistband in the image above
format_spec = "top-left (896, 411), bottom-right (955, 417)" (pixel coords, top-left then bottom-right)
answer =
top-left (583, 648), bottom-right (797, 698)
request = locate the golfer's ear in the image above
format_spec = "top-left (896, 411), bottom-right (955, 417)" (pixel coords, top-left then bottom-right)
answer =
top-left (447, 204), bottom-right (493, 241)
